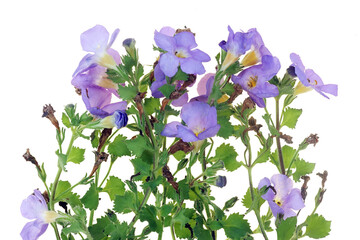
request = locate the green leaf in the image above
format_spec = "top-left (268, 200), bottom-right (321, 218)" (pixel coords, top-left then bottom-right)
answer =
top-left (56, 150), bottom-right (67, 172)
top-left (89, 215), bottom-right (116, 239)
top-left (102, 176), bottom-right (126, 201)
top-left (126, 136), bottom-right (152, 156)
top-left (67, 147), bottom-right (85, 164)
top-left (211, 143), bottom-right (241, 171)
top-left (262, 113), bottom-right (279, 136)
top-left (172, 68), bottom-right (189, 82)
top-left (90, 130), bottom-right (100, 148)
top-left (81, 183), bottom-right (99, 210)
top-left (109, 222), bottom-right (128, 240)
top-left (221, 213), bottom-right (252, 239)
top-left (144, 98), bottom-right (160, 115)
top-left (194, 215), bottom-right (212, 240)
top-left (253, 146), bottom-right (270, 165)
top-left (292, 159), bottom-right (315, 182)
top-left (55, 180), bottom-right (71, 199)
top-left (113, 191), bottom-right (136, 214)
top-left (62, 113), bottom-right (71, 128)
top-left (242, 188), bottom-right (265, 209)
top-left (131, 154), bottom-right (152, 181)
top-left (281, 108), bottom-right (302, 129)
top-left (161, 204), bottom-right (174, 217)
top-left (271, 145), bottom-right (297, 170)
top-left (108, 135), bottom-right (131, 157)
top-left (173, 208), bottom-right (195, 228)
top-left (217, 116), bottom-right (234, 139)
top-left (158, 84), bottom-right (176, 98)
top-left (305, 214), bottom-right (331, 239)
top-left (276, 217), bottom-right (297, 240)
top-left (178, 179), bottom-right (190, 201)
top-left (139, 205), bottom-right (163, 233)
top-left (142, 176), bottom-right (163, 192)
top-left (135, 64), bottom-right (144, 81)
top-left (118, 85), bottom-right (138, 100)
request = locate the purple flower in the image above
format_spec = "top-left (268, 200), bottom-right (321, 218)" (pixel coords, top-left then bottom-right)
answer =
top-left (98, 110), bottom-right (128, 129)
top-left (150, 64), bottom-right (189, 107)
top-left (20, 190), bottom-right (58, 240)
top-left (290, 53), bottom-right (338, 98)
top-left (220, 26), bottom-right (253, 70)
top-left (258, 174), bottom-right (305, 220)
top-left (73, 25), bottom-right (120, 77)
top-left (161, 101), bottom-right (220, 142)
top-left (154, 27), bottom-right (211, 77)
top-left (82, 86), bottom-right (127, 118)
top-left (240, 29), bottom-right (271, 67)
top-left (232, 55), bottom-right (280, 107)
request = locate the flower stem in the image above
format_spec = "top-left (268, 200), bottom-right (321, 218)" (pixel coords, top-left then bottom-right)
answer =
top-left (275, 97), bottom-right (286, 174)
top-left (246, 139), bottom-right (269, 240)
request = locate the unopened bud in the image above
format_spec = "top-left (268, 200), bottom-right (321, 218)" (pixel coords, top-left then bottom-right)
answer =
top-left (223, 196), bottom-right (238, 211)
top-left (42, 104), bottom-right (60, 130)
top-left (122, 38), bottom-right (136, 59)
top-left (216, 175), bottom-right (227, 188)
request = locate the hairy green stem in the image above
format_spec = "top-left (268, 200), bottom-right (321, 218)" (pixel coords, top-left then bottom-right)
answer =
top-left (275, 97), bottom-right (286, 174)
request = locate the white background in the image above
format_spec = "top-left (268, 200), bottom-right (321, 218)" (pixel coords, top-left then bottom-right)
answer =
top-left (0, 0), bottom-right (359, 239)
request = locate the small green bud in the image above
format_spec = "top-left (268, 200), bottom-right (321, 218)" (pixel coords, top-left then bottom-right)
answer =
top-left (122, 38), bottom-right (136, 59)
top-left (223, 196), bottom-right (238, 211)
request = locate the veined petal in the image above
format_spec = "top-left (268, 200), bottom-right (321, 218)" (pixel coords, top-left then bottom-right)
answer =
top-left (190, 49), bottom-right (211, 62)
top-left (20, 220), bottom-right (48, 240)
top-left (161, 122), bottom-right (181, 137)
top-left (198, 124), bottom-right (220, 139)
top-left (82, 87), bottom-right (111, 111)
top-left (180, 101), bottom-right (210, 131)
top-left (176, 125), bottom-right (199, 142)
top-left (271, 174), bottom-right (293, 199)
top-left (73, 54), bottom-right (97, 77)
top-left (101, 101), bottom-right (127, 114)
top-left (81, 25), bottom-right (109, 53)
top-left (154, 30), bottom-right (176, 52)
top-left (21, 190), bottom-right (47, 220)
top-left (172, 93), bottom-right (188, 107)
top-left (108, 28), bottom-right (120, 48)
top-left (174, 31), bottom-right (197, 49)
top-left (159, 53), bottom-right (179, 77)
top-left (284, 188), bottom-right (305, 211)
top-left (290, 53), bottom-right (306, 71)
top-left (180, 58), bottom-right (206, 75)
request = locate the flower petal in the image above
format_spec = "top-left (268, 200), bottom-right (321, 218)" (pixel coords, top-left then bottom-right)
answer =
top-left (108, 28), bottom-right (120, 48)
top-left (174, 31), bottom-right (197, 49)
top-left (161, 122), bottom-right (181, 137)
top-left (198, 124), bottom-right (220, 139)
top-left (172, 93), bottom-right (188, 107)
top-left (154, 30), bottom-right (176, 52)
top-left (191, 49), bottom-right (211, 62)
top-left (21, 190), bottom-right (47, 220)
top-left (258, 177), bottom-right (274, 201)
top-left (315, 84), bottom-right (338, 97)
top-left (159, 53), bottom-right (179, 77)
top-left (160, 26), bottom-right (176, 36)
top-left (180, 58), bottom-right (206, 75)
top-left (284, 188), bottom-right (305, 211)
top-left (290, 53), bottom-right (306, 72)
top-left (176, 125), bottom-right (199, 142)
top-left (20, 219), bottom-right (48, 240)
top-left (73, 54), bottom-right (97, 77)
top-left (101, 101), bottom-right (127, 114)
top-left (81, 25), bottom-right (109, 53)
top-left (271, 174), bottom-right (293, 199)
top-left (197, 73), bottom-right (214, 95)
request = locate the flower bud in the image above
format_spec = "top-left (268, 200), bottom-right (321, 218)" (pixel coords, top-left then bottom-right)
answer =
top-left (215, 175), bottom-right (227, 188)
top-left (123, 38), bottom-right (136, 59)
top-left (100, 110), bottom-right (128, 129)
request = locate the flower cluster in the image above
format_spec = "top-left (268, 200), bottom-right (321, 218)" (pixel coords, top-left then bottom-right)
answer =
top-left (21, 25), bottom-right (337, 240)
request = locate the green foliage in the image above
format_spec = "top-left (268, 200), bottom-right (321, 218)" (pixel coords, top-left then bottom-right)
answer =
top-left (55, 180), bottom-right (71, 199)
top-left (305, 214), bottom-right (331, 239)
top-left (292, 159), bottom-right (315, 182)
top-left (217, 107), bottom-right (235, 139)
top-left (118, 85), bottom-right (138, 100)
top-left (271, 145), bottom-right (297, 170)
top-left (158, 84), bottom-right (176, 98)
top-left (144, 98), bottom-right (160, 115)
top-left (126, 136), bottom-right (153, 156)
top-left (276, 217), bottom-right (297, 240)
top-left (281, 108), bottom-right (302, 129)
top-left (262, 113), bottom-right (279, 136)
top-left (139, 205), bottom-right (163, 233)
top-left (221, 213), bottom-right (252, 239)
top-left (67, 147), bottom-right (85, 164)
top-left (102, 176), bottom-right (126, 201)
top-left (113, 191), bottom-right (136, 214)
top-left (81, 183), bottom-right (99, 210)
top-left (107, 135), bottom-right (131, 158)
top-left (211, 143), bottom-right (241, 171)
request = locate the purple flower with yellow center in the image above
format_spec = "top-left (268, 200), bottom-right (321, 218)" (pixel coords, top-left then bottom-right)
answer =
top-left (240, 28), bottom-right (271, 67)
top-left (258, 174), bottom-right (305, 220)
top-left (73, 25), bottom-right (120, 77)
top-left (219, 26), bottom-right (253, 70)
top-left (290, 53), bottom-right (338, 98)
top-left (154, 26), bottom-right (211, 77)
top-left (161, 101), bottom-right (220, 142)
top-left (232, 55), bottom-right (280, 107)
top-left (82, 86), bottom-right (127, 119)
top-left (20, 190), bottom-right (58, 240)
top-left (150, 64), bottom-right (188, 107)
